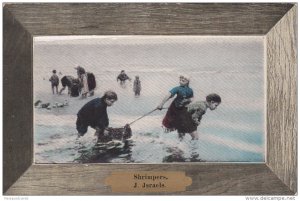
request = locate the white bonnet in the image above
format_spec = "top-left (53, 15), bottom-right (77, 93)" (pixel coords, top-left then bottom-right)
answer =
top-left (179, 74), bottom-right (191, 81)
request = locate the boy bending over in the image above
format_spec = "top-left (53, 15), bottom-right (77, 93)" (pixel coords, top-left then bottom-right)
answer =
top-left (76, 91), bottom-right (118, 142)
top-left (184, 93), bottom-right (222, 140)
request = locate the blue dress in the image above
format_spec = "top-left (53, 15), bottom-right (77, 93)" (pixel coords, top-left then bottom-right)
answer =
top-left (162, 85), bottom-right (195, 133)
top-left (169, 86), bottom-right (194, 108)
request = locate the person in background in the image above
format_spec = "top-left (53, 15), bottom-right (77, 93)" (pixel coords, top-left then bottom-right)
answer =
top-left (86, 72), bottom-right (96, 97)
top-left (75, 66), bottom-right (89, 98)
top-left (59, 75), bottom-right (81, 97)
top-left (49, 70), bottom-right (59, 94)
top-left (76, 91), bottom-right (118, 142)
top-left (117, 70), bottom-right (131, 85)
top-left (75, 65), bottom-right (86, 77)
top-left (133, 75), bottom-right (141, 96)
top-left (157, 74), bottom-right (194, 139)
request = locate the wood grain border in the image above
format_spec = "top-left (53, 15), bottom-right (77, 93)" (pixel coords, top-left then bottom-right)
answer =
top-left (3, 3), bottom-right (297, 195)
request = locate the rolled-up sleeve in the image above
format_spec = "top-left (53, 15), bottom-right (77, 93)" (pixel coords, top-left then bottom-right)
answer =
top-left (169, 87), bottom-right (179, 97)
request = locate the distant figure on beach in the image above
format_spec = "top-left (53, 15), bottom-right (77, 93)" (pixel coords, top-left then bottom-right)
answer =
top-left (182, 93), bottom-right (222, 140)
top-left (76, 91), bottom-right (118, 142)
top-left (59, 75), bottom-right (81, 97)
top-left (133, 75), bottom-right (141, 96)
top-left (117, 70), bottom-right (131, 86)
top-left (157, 74), bottom-right (194, 139)
top-left (75, 66), bottom-right (88, 98)
top-left (86, 72), bottom-right (96, 96)
top-left (75, 66), bottom-right (96, 98)
top-left (49, 70), bottom-right (59, 94)
top-left (75, 66), bottom-right (86, 77)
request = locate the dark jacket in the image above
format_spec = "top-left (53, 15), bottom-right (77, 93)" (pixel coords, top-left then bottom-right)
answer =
top-left (77, 98), bottom-right (109, 129)
top-left (49, 74), bottom-right (59, 86)
top-left (117, 73), bottom-right (130, 82)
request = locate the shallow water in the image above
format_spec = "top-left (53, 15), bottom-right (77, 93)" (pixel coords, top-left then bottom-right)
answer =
top-left (34, 72), bottom-right (264, 163)
top-left (34, 36), bottom-right (265, 163)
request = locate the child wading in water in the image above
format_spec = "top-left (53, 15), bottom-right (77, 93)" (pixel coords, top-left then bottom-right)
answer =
top-left (183, 93), bottom-right (222, 140)
top-left (117, 70), bottom-right (131, 86)
top-left (157, 75), bottom-right (194, 138)
top-left (133, 75), bottom-right (141, 96)
top-left (76, 91), bottom-right (118, 142)
top-left (49, 70), bottom-right (59, 94)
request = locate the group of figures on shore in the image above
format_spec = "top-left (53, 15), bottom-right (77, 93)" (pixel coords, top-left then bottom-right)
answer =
top-left (49, 67), bottom-right (141, 98)
top-left (73, 73), bottom-right (221, 143)
top-left (49, 66), bottom-right (96, 98)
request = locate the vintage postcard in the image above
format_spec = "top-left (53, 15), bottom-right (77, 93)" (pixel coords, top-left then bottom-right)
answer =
top-left (33, 36), bottom-right (265, 163)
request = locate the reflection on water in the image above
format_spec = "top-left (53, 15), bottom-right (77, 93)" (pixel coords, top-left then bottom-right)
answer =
top-left (73, 137), bottom-right (205, 163)
top-left (74, 139), bottom-right (134, 163)
top-left (162, 147), bottom-right (204, 162)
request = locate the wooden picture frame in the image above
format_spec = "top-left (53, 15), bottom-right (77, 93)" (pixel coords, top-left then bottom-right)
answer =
top-left (3, 3), bottom-right (297, 195)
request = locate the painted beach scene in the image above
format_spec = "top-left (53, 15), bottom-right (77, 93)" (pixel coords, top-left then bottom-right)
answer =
top-left (33, 36), bottom-right (265, 163)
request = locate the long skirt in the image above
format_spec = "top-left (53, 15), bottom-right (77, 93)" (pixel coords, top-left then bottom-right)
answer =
top-left (81, 74), bottom-right (89, 94)
top-left (87, 72), bottom-right (96, 91)
top-left (162, 101), bottom-right (197, 133)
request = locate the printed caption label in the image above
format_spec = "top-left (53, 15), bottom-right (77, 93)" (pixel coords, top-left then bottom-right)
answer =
top-left (105, 171), bottom-right (192, 193)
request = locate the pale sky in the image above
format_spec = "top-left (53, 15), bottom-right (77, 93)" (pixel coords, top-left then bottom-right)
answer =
top-left (34, 35), bottom-right (264, 73)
